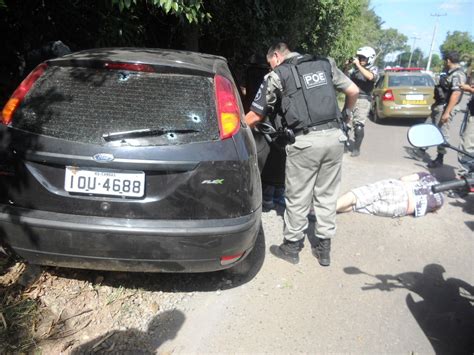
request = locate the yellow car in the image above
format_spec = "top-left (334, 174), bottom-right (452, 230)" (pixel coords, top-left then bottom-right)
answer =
top-left (372, 68), bottom-right (435, 123)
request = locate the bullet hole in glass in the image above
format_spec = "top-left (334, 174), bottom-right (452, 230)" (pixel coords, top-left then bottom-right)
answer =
top-left (191, 115), bottom-right (201, 123)
top-left (167, 133), bottom-right (177, 140)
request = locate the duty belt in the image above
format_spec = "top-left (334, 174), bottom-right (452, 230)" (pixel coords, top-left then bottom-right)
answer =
top-left (294, 119), bottom-right (339, 137)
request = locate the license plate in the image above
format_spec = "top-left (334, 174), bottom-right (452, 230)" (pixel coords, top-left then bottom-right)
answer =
top-left (402, 100), bottom-right (427, 105)
top-left (406, 94), bottom-right (424, 101)
top-left (65, 166), bottom-right (145, 197)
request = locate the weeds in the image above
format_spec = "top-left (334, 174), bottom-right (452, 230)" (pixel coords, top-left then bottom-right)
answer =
top-left (106, 285), bottom-right (125, 305)
top-left (0, 282), bottom-right (39, 353)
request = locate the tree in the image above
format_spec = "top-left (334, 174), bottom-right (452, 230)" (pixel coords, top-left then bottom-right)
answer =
top-left (440, 31), bottom-right (474, 61)
top-left (0, 0), bottom-right (409, 105)
top-left (338, 1), bottom-right (408, 67)
top-left (199, 0), bottom-right (365, 76)
top-left (110, 0), bottom-right (210, 23)
top-left (430, 54), bottom-right (443, 72)
top-left (373, 28), bottom-right (408, 65)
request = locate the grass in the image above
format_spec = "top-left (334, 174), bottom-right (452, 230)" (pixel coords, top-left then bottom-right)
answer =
top-left (0, 294), bottom-right (39, 353)
top-left (0, 254), bottom-right (40, 354)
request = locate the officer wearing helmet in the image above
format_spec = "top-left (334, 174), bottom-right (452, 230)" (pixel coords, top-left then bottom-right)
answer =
top-left (345, 46), bottom-right (379, 157)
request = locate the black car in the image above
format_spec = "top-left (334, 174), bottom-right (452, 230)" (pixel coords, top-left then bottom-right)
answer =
top-left (0, 48), bottom-right (261, 272)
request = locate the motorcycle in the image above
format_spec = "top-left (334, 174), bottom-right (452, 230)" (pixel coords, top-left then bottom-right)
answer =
top-left (407, 123), bottom-right (474, 195)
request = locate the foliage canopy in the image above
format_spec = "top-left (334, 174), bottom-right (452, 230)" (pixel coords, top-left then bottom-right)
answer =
top-left (0, 0), bottom-right (409, 102)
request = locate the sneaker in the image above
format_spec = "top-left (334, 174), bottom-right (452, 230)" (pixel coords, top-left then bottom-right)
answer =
top-left (270, 239), bottom-right (304, 264)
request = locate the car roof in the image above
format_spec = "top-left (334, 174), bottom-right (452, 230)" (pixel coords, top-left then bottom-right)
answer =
top-left (48, 47), bottom-right (228, 75)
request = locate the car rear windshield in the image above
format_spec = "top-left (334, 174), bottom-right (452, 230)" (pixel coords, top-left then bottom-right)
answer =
top-left (388, 75), bottom-right (435, 87)
top-left (12, 66), bottom-right (219, 145)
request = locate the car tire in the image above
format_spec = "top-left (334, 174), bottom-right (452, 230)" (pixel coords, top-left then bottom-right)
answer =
top-left (226, 224), bottom-right (264, 279)
top-left (373, 104), bottom-right (381, 124)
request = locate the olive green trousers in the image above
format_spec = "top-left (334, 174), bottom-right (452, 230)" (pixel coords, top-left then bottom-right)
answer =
top-left (283, 127), bottom-right (345, 242)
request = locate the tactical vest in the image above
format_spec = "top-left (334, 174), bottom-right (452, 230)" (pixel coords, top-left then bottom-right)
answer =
top-left (350, 67), bottom-right (376, 96)
top-left (434, 67), bottom-right (462, 105)
top-left (274, 54), bottom-right (340, 129)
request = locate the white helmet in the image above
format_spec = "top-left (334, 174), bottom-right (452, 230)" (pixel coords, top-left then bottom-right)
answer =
top-left (356, 46), bottom-right (376, 66)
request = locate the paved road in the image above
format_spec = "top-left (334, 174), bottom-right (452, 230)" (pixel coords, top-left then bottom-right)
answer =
top-left (159, 109), bottom-right (473, 354)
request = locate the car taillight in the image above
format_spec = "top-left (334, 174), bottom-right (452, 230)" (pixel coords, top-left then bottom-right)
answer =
top-left (383, 89), bottom-right (395, 101)
top-left (104, 62), bottom-right (155, 72)
top-left (214, 75), bottom-right (241, 140)
top-left (2, 63), bottom-right (48, 125)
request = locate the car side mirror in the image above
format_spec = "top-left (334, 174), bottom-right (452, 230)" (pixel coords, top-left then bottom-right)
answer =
top-left (407, 123), bottom-right (445, 148)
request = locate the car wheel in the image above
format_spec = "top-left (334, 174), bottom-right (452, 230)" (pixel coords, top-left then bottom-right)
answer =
top-left (226, 224), bottom-right (264, 279)
top-left (373, 104), bottom-right (381, 124)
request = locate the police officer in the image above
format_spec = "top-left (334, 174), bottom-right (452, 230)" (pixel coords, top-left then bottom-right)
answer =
top-left (247, 42), bottom-right (359, 266)
top-left (345, 46), bottom-right (379, 157)
top-left (428, 51), bottom-right (467, 168)
top-left (245, 77), bottom-right (286, 209)
top-left (459, 80), bottom-right (474, 169)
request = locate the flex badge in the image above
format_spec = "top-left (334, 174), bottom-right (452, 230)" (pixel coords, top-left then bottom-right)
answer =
top-left (202, 179), bottom-right (224, 185)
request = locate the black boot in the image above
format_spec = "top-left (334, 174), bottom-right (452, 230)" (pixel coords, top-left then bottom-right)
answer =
top-left (312, 238), bottom-right (331, 266)
top-left (351, 124), bottom-right (364, 157)
top-left (427, 153), bottom-right (444, 168)
top-left (270, 239), bottom-right (303, 265)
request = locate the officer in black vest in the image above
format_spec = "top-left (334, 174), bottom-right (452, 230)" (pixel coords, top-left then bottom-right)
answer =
top-left (428, 51), bottom-right (467, 168)
top-left (247, 42), bottom-right (359, 266)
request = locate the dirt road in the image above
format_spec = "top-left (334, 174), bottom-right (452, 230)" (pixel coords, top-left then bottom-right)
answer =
top-left (158, 111), bottom-right (473, 354)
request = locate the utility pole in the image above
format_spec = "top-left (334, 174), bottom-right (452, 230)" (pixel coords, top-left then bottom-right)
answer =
top-left (426, 13), bottom-right (446, 72)
top-left (408, 36), bottom-right (421, 68)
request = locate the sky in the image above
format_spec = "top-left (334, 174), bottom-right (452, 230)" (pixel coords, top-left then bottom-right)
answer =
top-left (370, 0), bottom-right (473, 61)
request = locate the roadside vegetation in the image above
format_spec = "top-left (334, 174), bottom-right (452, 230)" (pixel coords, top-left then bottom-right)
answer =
top-left (1, 0), bottom-right (473, 106)
top-left (0, 255), bottom-right (39, 353)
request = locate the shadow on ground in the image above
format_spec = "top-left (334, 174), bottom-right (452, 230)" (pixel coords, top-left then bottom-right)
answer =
top-left (344, 264), bottom-right (474, 355)
top-left (70, 309), bottom-right (185, 354)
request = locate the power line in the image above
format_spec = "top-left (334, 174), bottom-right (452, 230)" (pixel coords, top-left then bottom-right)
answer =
top-left (426, 13), bottom-right (447, 72)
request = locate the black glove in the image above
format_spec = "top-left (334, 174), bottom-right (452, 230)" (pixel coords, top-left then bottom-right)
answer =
top-left (341, 108), bottom-right (353, 122)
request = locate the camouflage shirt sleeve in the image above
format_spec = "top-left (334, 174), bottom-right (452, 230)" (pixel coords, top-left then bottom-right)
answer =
top-left (451, 70), bottom-right (467, 91)
top-left (369, 65), bottom-right (380, 82)
top-left (249, 77), bottom-right (269, 115)
top-left (265, 71), bottom-right (282, 113)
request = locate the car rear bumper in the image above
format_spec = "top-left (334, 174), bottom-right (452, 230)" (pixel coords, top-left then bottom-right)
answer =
top-left (0, 206), bottom-right (261, 272)
top-left (380, 103), bottom-right (432, 118)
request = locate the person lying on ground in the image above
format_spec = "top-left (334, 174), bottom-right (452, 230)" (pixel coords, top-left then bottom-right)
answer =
top-left (336, 172), bottom-right (444, 217)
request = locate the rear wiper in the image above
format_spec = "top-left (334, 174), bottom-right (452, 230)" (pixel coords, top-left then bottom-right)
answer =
top-left (102, 128), bottom-right (200, 142)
